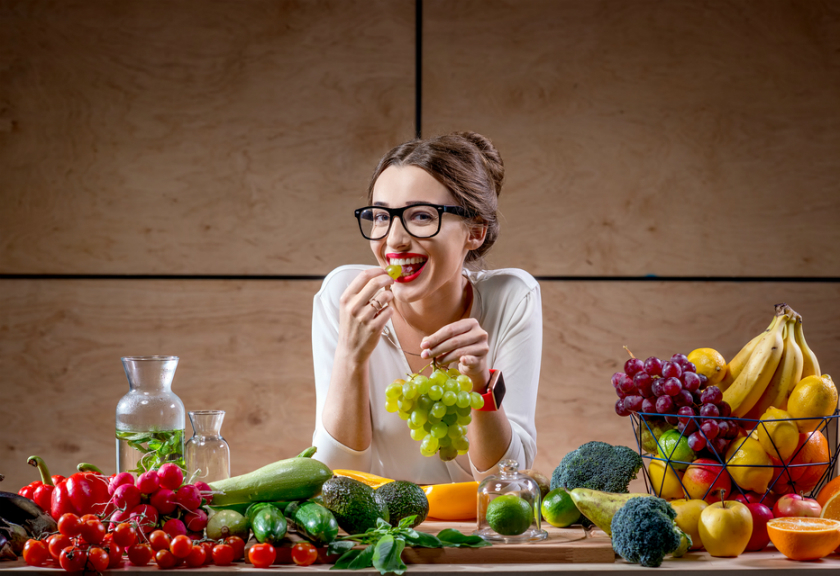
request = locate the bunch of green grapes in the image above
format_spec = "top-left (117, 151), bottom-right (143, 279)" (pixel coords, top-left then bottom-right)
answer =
top-left (385, 366), bottom-right (485, 462)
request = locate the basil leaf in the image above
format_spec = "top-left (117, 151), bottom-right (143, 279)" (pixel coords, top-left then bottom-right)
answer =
top-left (375, 517), bottom-right (392, 531)
top-left (437, 529), bottom-right (492, 548)
top-left (398, 515), bottom-right (417, 529)
top-left (327, 540), bottom-right (355, 557)
top-left (405, 530), bottom-right (442, 548)
top-left (347, 544), bottom-right (376, 570)
top-left (372, 535), bottom-right (406, 576)
top-left (331, 549), bottom-right (362, 570)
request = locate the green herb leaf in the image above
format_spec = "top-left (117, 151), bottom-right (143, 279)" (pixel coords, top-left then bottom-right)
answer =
top-left (405, 530), bottom-right (442, 548)
top-left (437, 529), bottom-right (491, 548)
top-left (347, 544), bottom-right (376, 570)
top-left (397, 515), bottom-right (418, 529)
top-left (372, 535), bottom-right (406, 576)
top-left (375, 517), bottom-right (392, 531)
top-left (331, 549), bottom-right (363, 570)
top-left (327, 540), bottom-right (355, 557)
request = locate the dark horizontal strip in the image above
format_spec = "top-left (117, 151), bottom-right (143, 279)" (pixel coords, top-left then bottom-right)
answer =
top-left (0, 274), bottom-right (839, 282)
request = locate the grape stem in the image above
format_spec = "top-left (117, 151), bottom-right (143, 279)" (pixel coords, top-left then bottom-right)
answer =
top-left (623, 346), bottom-right (636, 359)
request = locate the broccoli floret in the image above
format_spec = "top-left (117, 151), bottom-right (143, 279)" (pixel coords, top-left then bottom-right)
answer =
top-left (550, 441), bottom-right (643, 493)
top-left (611, 497), bottom-right (685, 568)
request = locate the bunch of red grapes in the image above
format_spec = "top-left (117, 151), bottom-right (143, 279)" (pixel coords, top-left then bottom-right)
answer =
top-left (613, 353), bottom-right (741, 457)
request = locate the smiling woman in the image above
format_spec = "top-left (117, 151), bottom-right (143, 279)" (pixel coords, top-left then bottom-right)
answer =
top-left (311, 132), bottom-right (542, 484)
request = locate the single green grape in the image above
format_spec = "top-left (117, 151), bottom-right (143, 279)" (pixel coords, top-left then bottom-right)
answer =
top-left (428, 414), bottom-right (441, 425)
top-left (423, 422), bottom-right (433, 432)
top-left (420, 444), bottom-right (436, 457)
top-left (410, 409), bottom-right (428, 427)
top-left (416, 395), bottom-right (434, 412)
top-left (457, 413), bottom-right (472, 426)
top-left (385, 400), bottom-right (399, 413)
top-left (438, 435), bottom-right (452, 448)
top-left (398, 398), bottom-right (414, 412)
top-left (430, 369), bottom-right (448, 387)
top-left (386, 264), bottom-right (402, 280)
top-left (445, 402), bottom-right (458, 414)
top-left (456, 448), bottom-right (469, 456)
top-left (456, 405), bottom-right (471, 417)
top-left (407, 418), bottom-right (421, 430)
top-left (447, 368), bottom-right (461, 378)
top-left (457, 375), bottom-right (473, 391)
top-left (386, 380), bottom-right (405, 399)
top-left (447, 424), bottom-right (465, 439)
top-left (428, 385), bottom-right (443, 401)
top-left (421, 435), bottom-right (439, 453)
top-left (430, 422), bottom-right (448, 439)
top-left (412, 375), bottom-right (431, 395)
top-left (442, 391), bottom-right (457, 406)
top-left (455, 391), bottom-right (471, 409)
top-left (398, 410), bottom-right (410, 421)
top-left (453, 436), bottom-right (469, 451)
top-left (402, 381), bottom-right (417, 400)
top-left (443, 379), bottom-right (460, 393)
top-left (438, 445), bottom-right (458, 462)
top-left (430, 402), bottom-right (447, 419)
top-left (442, 413), bottom-right (458, 426)
top-left (410, 428), bottom-right (428, 441)
top-left (470, 392), bottom-right (484, 410)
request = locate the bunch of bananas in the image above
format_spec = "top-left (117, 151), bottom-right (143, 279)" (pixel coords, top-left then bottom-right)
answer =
top-left (720, 303), bottom-right (821, 418)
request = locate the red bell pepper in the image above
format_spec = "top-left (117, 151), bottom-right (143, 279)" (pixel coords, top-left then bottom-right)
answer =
top-left (21, 456), bottom-right (66, 512)
top-left (27, 455), bottom-right (111, 519)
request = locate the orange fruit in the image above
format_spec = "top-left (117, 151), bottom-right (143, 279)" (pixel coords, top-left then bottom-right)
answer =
top-left (817, 476), bottom-right (840, 509)
top-left (770, 431), bottom-right (829, 494)
top-left (819, 491), bottom-right (840, 521)
top-left (767, 517), bottom-right (840, 561)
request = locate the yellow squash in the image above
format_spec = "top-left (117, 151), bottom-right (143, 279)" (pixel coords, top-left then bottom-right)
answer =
top-left (422, 481), bottom-right (479, 521)
top-left (331, 470), bottom-right (394, 489)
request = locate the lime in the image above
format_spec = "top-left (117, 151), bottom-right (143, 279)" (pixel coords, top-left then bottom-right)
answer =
top-left (657, 429), bottom-right (695, 470)
top-left (541, 488), bottom-right (580, 527)
top-left (486, 494), bottom-right (532, 536)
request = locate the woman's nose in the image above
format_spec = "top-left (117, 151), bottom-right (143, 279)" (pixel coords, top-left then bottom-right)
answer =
top-left (387, 216), bottom-right (412, 248)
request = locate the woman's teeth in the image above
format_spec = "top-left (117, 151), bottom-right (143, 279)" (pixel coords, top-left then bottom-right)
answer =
top-left (389, 257), bottom-right (426, 266)
top-left (389, 257), bottom-right (427, 277)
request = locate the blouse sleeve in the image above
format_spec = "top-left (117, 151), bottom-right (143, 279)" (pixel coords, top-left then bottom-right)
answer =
top-left (469, 281), bottom-right (542, 480)
top-left (311, 268), bottom-right (373, 471)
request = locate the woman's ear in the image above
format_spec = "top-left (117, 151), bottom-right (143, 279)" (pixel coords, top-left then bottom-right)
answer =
top-left (465, 223), bottom-right (488, 251)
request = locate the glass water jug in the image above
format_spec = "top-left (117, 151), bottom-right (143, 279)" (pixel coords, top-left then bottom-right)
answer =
top-left (475, 459), bottom-right (548, 543)
top-left (185, 410), bottom-right (231, 483)
top-left (115, 356), bottom-right (186, 474)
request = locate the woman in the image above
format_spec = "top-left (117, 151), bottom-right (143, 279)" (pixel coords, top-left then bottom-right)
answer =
top-left (312, 132), bottom-right (541, 483)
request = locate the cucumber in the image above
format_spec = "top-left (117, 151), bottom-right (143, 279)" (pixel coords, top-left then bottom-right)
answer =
top-left (209, 447), bottom-right (332, 506)
top-left (285, 501), bottom-right (339, 546)
top-left (247, 503), bottom-right (287, 545)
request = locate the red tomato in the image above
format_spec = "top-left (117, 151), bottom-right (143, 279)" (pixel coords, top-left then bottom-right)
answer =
top-left (248, 543), bottom-right (277, 569)
top-left (169, 534), bottom-right (193, 559)
top-left (185, 545), bottom-right (207, 568)
top-left (87, 547), bottom-right (110, 572)
top-left (80, 518), bottom-right (107, 545)
top-left (200, 541), bottom-right (214, 565)
top-left (59, 547), bottom-right (87, 572)
top-left (105, 542), bottom-right (124, 569)
top-left (113, 522), bottom-right (138, 547)
top-left (155, 549), bottom-right (177, 569)
top-left (224, 535), bottom-right (245, 560)
top-left (212, 543), bottom-right (235, 566)
top-left (22, 539), bottom-right (49, 567)
top-left (291, 542), bottom-right (318, 566)
top-left (47, 534), bottom-right (72, 560)
top-left (80, 513), bottom-right (100, 524)
top-left (148, 529), bottom-right (172, 551)
top-left (127, 543), bottom-right (155, 567)
top-left (57, 513), bottom-right (82, 537)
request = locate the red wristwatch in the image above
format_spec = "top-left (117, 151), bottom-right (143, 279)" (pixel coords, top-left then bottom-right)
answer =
top-left (477, 369), bottom-right (506, 412)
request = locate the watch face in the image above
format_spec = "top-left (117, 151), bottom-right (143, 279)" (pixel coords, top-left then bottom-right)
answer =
top-left (492, 372), bottom-right (506, 409)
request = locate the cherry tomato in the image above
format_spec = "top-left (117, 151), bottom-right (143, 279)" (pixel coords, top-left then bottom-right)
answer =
top-left (57, 513), bottom-right (82, 537)
top-left (200, 541), bottom-right (214, 565)
top-left (80, 513), bottom-right (100, 524)
top-left (105, 542), bottom-right (124, 569)
top-left (212, 543), bottom-right (235, 566)
top-left (155, 549), bottom-right (177, 569)
top-left (127, 543), bottom-right (155, 567)
top-left (185, 545), bottom-right (207, 568)
top-left (47, 534), bottom-right (72, 560)
top-left (291, 542), bottom-right (318, 566)
top-left (248, 543), bottom-right (276, 569)
top-left (87, 547), bottom-right (110, 572)
top-left (148, 529), bottom-right (172, 551)
top-left (22, 539), bottom-right (49, 567)
top-left (224, 535), bottom-right (245, 561)
top-left (59, 546), bottom-right (87, 572)
top-left (80, 518), bottom-right (107, 545)
top-left (169, 534), bottom-right (192, 559)
top-left (113, 522), bottom-right (138, 548)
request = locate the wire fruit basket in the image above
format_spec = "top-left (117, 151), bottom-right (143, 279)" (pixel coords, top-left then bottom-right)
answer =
top-left (631, 410), bottom-right (840, 503)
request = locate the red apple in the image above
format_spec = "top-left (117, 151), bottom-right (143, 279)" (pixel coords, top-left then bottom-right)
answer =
top-left (743, 503), bottom-right (774, 551)
top-left (683, 458), bottom-right (732, 502)
top-left (733, 491), bottom-right (779, 510)
top-left (773, 494), bottom-right (821, 518)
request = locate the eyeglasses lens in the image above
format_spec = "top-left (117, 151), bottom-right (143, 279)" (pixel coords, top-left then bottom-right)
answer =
top-left (359, 206), bottom-right (440, 239)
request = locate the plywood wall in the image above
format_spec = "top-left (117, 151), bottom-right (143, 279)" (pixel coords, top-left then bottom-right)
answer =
top-left (1, 0), bottom-right (839, 490)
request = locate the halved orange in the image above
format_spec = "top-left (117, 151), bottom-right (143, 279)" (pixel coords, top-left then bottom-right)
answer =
top-left (817, 476), bottom-right (840, 509)
top-left (820, 490), bottom-right (840, 522)
top-left (767, 517), bottom-right (840, 561)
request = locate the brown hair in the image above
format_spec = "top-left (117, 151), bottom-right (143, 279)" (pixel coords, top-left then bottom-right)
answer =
top-left (367, 131), bottom-right (504, 269)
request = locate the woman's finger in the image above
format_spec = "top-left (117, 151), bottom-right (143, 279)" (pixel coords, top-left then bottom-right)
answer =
top-left (350, 274), bottom-right (395, 315)
top-left (421, 318), bottom-right (477, 351)
top-left (433, 343), bottom-right (488, 367)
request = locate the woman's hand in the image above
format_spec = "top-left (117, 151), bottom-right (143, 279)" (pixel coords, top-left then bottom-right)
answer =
top-left (336, 268), bottom-right (395, 363)
top-left (420, 318), bottom-right (491, 390)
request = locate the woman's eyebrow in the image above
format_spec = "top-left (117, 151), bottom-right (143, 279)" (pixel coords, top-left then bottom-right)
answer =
top-left (372, 201), bottom-right (428, 207)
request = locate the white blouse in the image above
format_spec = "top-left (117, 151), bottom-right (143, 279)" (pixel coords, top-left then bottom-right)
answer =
top-left (311, 265), bottom-right (542, 484)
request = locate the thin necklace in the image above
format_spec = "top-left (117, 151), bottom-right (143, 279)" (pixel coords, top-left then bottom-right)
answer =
top-left (384, 281), bottom-right (475, 357)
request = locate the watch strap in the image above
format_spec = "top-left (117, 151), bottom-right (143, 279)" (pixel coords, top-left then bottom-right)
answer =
top-left (477, 369), bottom-right (505, 411)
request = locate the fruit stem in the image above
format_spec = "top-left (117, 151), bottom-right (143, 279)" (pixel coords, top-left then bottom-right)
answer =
top-left (623, 346), bottom-right (635, 359)
top-left (719, 489), bottom-right (726, 508)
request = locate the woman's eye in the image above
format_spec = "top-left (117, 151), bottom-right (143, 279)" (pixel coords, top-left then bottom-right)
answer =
top-left (409, 212), bottom-right (434, 224)
top-left (373, 213), bottom-right (390, 224)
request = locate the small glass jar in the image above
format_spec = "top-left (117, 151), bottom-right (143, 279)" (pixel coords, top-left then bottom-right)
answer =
top-left (185, 410), bottom-right (231, 483)
top-left (475, 459), bottom-right (548, 543)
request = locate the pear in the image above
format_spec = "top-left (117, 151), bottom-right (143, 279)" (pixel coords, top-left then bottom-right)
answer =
top-left (569, 488), bottom-right (652, 536)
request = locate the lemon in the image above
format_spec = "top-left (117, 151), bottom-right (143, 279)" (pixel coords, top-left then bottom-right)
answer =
top-left (725, 436), bottom-right (773, 494)
top-left (788, 375), bottom-right (838, 433)
top-left (648, 459), bottom-right (686, 500)
top-left (687, 348), bottom-right (727, 386)
top-left (486, 494), bottom-right (532, 536)
top-left (541, 488), bottom-right (580, 527)
top-left (757, 407), bottom-right (800, 461)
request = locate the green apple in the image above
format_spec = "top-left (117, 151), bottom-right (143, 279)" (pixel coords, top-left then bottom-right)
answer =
top-left (698, 500), bottom-right (753, 557)
top-left (671, 499), bottom-right (708, 550)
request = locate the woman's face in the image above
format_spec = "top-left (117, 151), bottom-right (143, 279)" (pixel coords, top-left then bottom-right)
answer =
top-left (370, 165), bottom-right (480, 304)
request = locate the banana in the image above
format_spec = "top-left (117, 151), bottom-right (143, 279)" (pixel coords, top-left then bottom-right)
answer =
top-left (744, 317), bottom-right (803, 418)
top-left (723, 313), bottom-right (788, 417)
top-left (718, 316), bottom-right (777, 391)
top-left (794, 317), bottom-right (821, 378)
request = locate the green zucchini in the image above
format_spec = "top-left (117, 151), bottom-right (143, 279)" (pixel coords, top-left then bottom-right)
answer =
top-left (285, 501), bottom-right (339, 546)
top-left (247, 503), bottom-right (287, 545)
top-left (209, 447), bottom-right (332, 506)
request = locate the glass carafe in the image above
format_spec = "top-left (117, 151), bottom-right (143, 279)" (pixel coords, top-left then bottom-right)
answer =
top-left (185, 410), bottom-right (231, 483)
top-left (475, 459), bottom-right (548, 543)
top-left (115, 356), bottom-right (186, 474)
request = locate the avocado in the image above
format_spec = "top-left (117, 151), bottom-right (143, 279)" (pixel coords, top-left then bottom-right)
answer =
top-left (375, 480), bottom-right (429, 528)
top-left (319, 476), bottom-right (389, 534)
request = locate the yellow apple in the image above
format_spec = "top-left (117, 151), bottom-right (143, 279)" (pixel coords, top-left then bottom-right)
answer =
top-left (671, 499), bottom-right (708, 550)
top-left (648, 459), bottom-right (686, 500)
top-left (698, 500), bottom-right (753, 557)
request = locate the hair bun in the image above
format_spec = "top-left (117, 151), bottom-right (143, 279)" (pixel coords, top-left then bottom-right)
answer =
top-left (454, 131), bottom-right (504, 196)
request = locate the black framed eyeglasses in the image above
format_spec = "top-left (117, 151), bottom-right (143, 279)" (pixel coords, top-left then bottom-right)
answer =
top-left (354, 203), bottom-right (474, 240)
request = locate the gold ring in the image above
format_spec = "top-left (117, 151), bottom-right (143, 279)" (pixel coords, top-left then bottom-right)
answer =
top-left (368, 297), bottom-right (383, 312)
